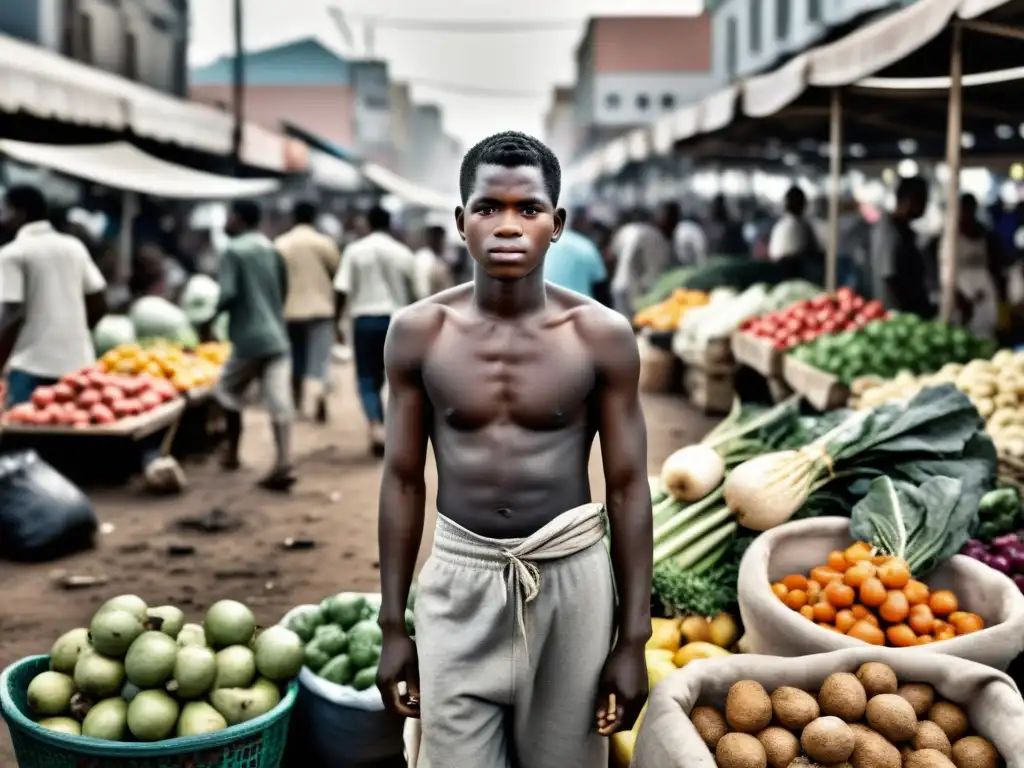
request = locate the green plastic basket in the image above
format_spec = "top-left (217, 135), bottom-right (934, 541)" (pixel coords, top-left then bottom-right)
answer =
top-left (1, 656), bottom-right (298, 767)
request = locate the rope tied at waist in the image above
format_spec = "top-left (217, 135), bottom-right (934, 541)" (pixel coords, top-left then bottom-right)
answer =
top-left (496, 503), bottom-right (607, 653)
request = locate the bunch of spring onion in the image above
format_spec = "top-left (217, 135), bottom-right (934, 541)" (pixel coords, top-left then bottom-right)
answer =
top-left (651, 396), bottom-right (802, 567)
top-left (723, 384), bottom-right (993, 532)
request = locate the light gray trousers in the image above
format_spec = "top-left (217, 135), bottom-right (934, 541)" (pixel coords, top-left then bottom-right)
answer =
top-left (413, 503), bottom-right (615, 768)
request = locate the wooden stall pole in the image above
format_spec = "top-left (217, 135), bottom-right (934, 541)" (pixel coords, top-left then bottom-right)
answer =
top-left (826, 88), bottom-right (843, 293)
top-left (939, 22), bottom-right (964, 323)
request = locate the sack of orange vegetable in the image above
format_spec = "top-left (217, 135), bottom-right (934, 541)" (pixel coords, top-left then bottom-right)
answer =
top-left (737, 517), bottom-right (1024, 670)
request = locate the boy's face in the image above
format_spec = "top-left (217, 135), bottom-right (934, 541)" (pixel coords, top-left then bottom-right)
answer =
top-left (456, 164), bottom-right (564, 282)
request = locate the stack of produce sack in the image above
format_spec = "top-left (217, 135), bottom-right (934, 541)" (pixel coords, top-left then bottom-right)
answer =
top-left (280, 592), bottom-right (409, 765)
top-left (23, 595), bottom-right (302, 741)
top-left (850, 350), bottom-right (1024, 458)
top-left (633, 648), bottom-right (1024, 768)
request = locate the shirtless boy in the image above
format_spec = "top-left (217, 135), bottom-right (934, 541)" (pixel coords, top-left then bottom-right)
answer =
top-left (376, 132), bottom-right (652, 767)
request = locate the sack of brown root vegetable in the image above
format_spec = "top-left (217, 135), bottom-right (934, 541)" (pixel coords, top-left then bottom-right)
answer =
top-left (632, 646), bottom-right (1024, 768)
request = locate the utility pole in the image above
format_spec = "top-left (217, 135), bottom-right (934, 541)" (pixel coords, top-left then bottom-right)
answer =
top-left (231, 0), bottom-right (245, 174)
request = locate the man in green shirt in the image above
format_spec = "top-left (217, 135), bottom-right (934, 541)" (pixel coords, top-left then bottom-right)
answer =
top-left (214, 200), bottom-right (296, 491)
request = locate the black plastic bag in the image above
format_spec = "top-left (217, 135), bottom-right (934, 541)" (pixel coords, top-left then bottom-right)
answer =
top-left (0, 450), bottom-right (98, 562)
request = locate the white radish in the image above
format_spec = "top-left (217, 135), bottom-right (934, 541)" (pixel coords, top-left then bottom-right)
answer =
top-left (723, 450), bottom-right (820, 531)
top-left (660, 444), bottom-right (725, 502)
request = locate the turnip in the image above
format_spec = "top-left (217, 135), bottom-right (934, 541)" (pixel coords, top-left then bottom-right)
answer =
top-left (723, 449), bottom-right (821, 531)
top-left (660, 444), bottom-right (725, 502)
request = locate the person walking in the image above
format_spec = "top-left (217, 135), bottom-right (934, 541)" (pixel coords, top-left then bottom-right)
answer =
top-left (274, 200), bottom-right (342, 423)
top-left (377, 132), bottom-right (651, 768)
top-left (0, 185), bottom-right (108, 406)
top-left (543, 210), bottom-right (608, 299)
top-left (868, 176), bottom-right (934, 317)
top-left (334, 205), bottom-right (416, 456)
top-left (413, 224), bottom-right (454, 299)
top-left (214, 200), bottom-right (296, 491)
top-left (767, 186), bottom-right (821, 262)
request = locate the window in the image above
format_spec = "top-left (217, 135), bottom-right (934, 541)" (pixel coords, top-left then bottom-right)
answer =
top-left (123, 31), bottom-right (137, 80)
top-left (776, 0), bottom-right (791, 41)
top-left (661, 93), bottom-right (675, 109)
top-left (605, 93), bottom-right (621, 110)
top-left (636, 94), bottom-right (650, 111)
top-left (808, 0), bottom-right (822, 22)
top-left (749, 0), bottom-right (762, 54)
top-left (725, 16), bottom-right (738, 79)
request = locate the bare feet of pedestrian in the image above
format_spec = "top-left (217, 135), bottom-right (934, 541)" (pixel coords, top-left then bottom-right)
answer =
top-left (258, 465), bottom-right (296, 492)
top-left (369, 423), bottom-right (385, 458)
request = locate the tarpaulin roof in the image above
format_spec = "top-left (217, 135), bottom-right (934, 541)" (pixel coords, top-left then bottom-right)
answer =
top-left (361, 163), bottom-right (455, 212)
top-left (0, 33), bottom-right (288, 171)
top-left (0, 140), bottom-right (281, 199)
top-left (567, 0), bottom-right (1024, 182)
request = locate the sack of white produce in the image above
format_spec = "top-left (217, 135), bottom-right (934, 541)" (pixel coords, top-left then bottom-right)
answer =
top-left (633, 646), bottom-right (1024, 768)
top-left (280, 592), bottom-right (409, 765)
top-left (737, 517), bottom-right (1024, 670)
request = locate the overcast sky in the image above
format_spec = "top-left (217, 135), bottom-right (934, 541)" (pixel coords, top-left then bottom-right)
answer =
top-left (189, 0), bottom-right (703, 146)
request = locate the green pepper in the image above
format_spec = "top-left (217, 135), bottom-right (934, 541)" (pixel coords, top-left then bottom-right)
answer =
top-left (313, 624), bottom-right (348, 656)
top-left (304, 641), bottom-right (331, 672)
top-left (976, 487), bottom-right (1021, 541)
top-left (287, 608), bottom-right (325, 643)
top-left (319, 654), bottom-right (354, 685)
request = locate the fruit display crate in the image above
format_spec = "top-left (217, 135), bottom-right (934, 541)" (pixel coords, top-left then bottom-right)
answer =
top-left (682, 364), bottom-right (736, 415)
top-left (782, 354), bottom-right (850, 412)
top-left (731, 331), bottom-right (782, 377)
top-left (0, 398), bottom-right (186, 440)
top-left (676, 337), bottom-right (734, 371)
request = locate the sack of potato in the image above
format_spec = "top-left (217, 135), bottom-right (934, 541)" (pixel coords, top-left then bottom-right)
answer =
top-left (736, 518), bottom-right (1024, 670)
top-left (632, 646), bottom-right (1024, 768)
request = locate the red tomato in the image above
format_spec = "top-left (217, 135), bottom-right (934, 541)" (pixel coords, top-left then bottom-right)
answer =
top-left (153, 381), bottom-right (177, 401)
top-left (821, 320), bottom-right (839, 334)
top-left (811, 294), bottom-right (832, 309)
top-left (832, 311), bottom-right (849, 327)
top-left (52, 383), bottom-right (75, 403)
top-left (863, 300), bottom-right (885, 318)
top-left (101, 385), bottom-right (124, 405)
top-left (89, 403), bottom-right (116, 424)
top-left (785, 318), bottom-right (802, 334)
top-left (112, 400), bottom-right (134, 419)
top-left (33, 409), bottom-right (53, 425)
top-left (850, 296), bottom-right (866, 311)
top-left (86, 371), bottom-right (108, 388)
top-left (70, 410), bottom-right (91, 428)
top-left (836, 287), bottom-right (855, 303)
top-left (139, 391), bottom-right (162, 410)
top-left (77, 389), bottom-right (102, 408)
top-left (801, 330), bottom-right (818, 343)
top-left (31, 387), bottom-right (56, 408)
top-left (6, 404), bottom-right (32, 423)
top-left (124, 398), bottom-right (142, 416)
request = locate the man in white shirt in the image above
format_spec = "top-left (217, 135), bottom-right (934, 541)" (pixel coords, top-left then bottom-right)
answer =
top-left (767, 186), bottom-right (820, 262)
top-left (275, 201), bottom-right (341, 423)
top-left (609, 203), bottom-right (678, 318)
top-left (334, 205), bottom-right (416, 455)
top-left (0, 185), bottom-right (107, 406)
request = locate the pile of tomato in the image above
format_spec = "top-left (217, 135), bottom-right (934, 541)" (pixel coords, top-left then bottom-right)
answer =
top-left (739, 288), bottom-right (888, 351)
top-left (5, 369), bottom-right (179, 427)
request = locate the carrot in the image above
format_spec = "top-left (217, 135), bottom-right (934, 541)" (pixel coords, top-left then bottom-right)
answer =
top-left (771, 583), bottom-right (789, 600)
top-left (811, 566), bottom-right (843, 584)
top-left (824, 581), bottom-right (855, 608)
top-left (785, 590), bottom-right (808, 610)
top-left (908, 605), bottom-right (934, 635)
top-left (929, 590), bottom-right (958, 617)
top-left (781, 574), bottom-right (809, 591)
top-left (886, 624), bottom-right (917, 648)
top-left (799, 605), bottom-right (815, 620)
top-left (827, 550), bottom-right (849, 572)
top-left (847, 620), bottom-right (885, 645)
top-left (950, 612), bottom-right (984, 635)
top-left (879, 590), bottom-right (910, 623)
top-left (835, 609), bottom-right (857, 633)
top-left (859, 578), bottom-right (886, 607)
top-left (843, 563), bottom-right (875, 588)
top-left (877, 559), bottom-right (911, 589)
top-left (903, 579), bottom-right (930, 605)
top-left (812, 602), bottom-right (837, 623)
top-left (844, 542), bottom-right (873, 565)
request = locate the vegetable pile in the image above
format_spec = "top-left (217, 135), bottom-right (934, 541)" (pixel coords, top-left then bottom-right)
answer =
top-left (284, 592), bottom-right (407, 691)
top-left (633, 289), bottom-right (710, 332)
top-left (612, 615), bottom-right (738, 766)
top-left (672, 281), bottom-right (822, 361)
top-left (773, 539), bottom-right (982, 647)
top-left (961, 528), bottom-right (1024, 594)
top-left (851, 350), bottom-right (1024, 457)
top-left (739, 288), bottom-right (886, 352)
top-left (4, 371), bottom-right (178, 427)
top-left (24, 595), bottom-right (301, 740)
top-left (97, 341), bottom-right (225, 392)
top-left (696, 663), bottom-right (1000, 768)
top-left (790, 314), bottom-right (996, 384)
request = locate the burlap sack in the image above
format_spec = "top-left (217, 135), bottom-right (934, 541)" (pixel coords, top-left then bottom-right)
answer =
top-left (633, 647), bottom-right (1024, 768)
top-left (737, 516), bottom-right (1024, 670)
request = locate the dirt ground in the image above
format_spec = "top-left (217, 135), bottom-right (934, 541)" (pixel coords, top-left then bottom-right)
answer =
top-left (0, 360), bottom-right (717, 763)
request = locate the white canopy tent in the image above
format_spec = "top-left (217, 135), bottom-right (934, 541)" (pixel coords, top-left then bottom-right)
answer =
top-left (0, 140), bottom-right (282, 199)
top-left (361, 163), bottom-right (455, 212)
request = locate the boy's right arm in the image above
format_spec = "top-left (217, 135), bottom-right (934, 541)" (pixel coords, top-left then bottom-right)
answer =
top-left (376, 305), bottom-right (439, 717)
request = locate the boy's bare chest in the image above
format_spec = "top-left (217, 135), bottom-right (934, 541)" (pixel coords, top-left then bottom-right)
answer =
top-left (423, 323), bottom-right (595, 431)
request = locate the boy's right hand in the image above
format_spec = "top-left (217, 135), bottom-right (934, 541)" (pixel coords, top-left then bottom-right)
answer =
top-left (377, 632), bottom-right (420, 718)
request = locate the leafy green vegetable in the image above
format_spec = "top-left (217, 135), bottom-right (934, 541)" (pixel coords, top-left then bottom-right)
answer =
top-left (850, 475), bottom-right (972, 577)
top-left (976, 487), bottom-right (1021, 541)
top-left (651, 533), bottom-right (754, 617)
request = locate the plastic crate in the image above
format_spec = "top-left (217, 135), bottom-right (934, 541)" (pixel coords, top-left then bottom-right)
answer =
top-left (1, 655), bottom-right (297, 767)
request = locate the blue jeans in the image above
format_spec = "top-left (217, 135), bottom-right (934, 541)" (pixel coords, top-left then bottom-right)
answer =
top-left (7, 369), bottom-right (57, 408)
top-left (353, 315), bottom-right (390, 423)
top-left (287, 318), bottom-right (335, 385)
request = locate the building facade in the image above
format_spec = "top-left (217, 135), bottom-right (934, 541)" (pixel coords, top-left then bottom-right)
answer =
top-left (190, 38), bottom-right (358, 152)
top-left (570, 15), bottom-right (719, 161)
top-left (707, 0), bottom-right (906, 81)
top-left (544, 87), bottom-right (576, 169)
top-left (0, 0), bottom-right (189, 95)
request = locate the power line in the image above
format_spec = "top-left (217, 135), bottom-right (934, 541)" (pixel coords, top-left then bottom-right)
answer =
top-left (407, 77), bottom-right (550, 99)
top-left (328, 10), bottom-right (583, 33)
